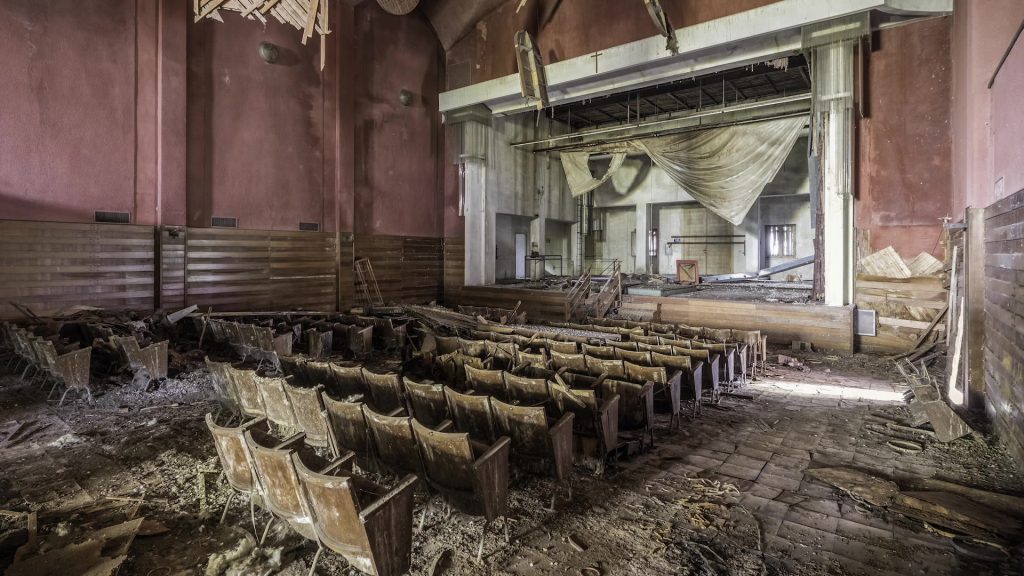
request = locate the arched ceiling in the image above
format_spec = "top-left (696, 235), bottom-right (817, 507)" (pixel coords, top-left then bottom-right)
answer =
top-left (418, 0), bottom-right (511, 50)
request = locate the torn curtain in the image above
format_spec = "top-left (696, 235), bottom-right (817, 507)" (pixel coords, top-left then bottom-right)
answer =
top-left (559, 116), bottom-right (806, 225)
top-left (560, 151), bottom-right (627, 197)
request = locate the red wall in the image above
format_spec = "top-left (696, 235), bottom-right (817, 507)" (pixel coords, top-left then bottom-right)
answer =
top-left (353, 3), bottom-right (444, 237)
top-left (445, 0), bottom-right (780, 88)
top-left (0, 0), bottom-right (138, 223)
top-left (991, 38), bottom-right (1024, 197)
top-left (0, 1), bottom-right (444, 239)
top-left (187, 15), bottom-right (327, 231)
top-left (856, 18), bottom-right (953, 258)
top-left (950, 0), bottom-right (1024, 217)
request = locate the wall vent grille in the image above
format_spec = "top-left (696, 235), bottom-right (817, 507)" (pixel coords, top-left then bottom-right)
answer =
top-left (855, 308), bottom-right (877, 337)
top-left (211, 216), bottom-right (239, 228)
top-left (94, 211), bottom-right (131, 224)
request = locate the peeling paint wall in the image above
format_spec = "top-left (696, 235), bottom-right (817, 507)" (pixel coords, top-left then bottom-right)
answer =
top-left (855, 17), bottom-right (953, 258)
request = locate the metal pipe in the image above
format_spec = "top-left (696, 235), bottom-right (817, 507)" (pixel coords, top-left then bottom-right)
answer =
top-left (511, 93), bottom-right (811, 149)
top-left (528, 110), bottom-right (809, 154)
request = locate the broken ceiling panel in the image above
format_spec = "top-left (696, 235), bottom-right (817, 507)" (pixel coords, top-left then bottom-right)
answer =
top-left (515, 29), bottom-right (548, 110)
top-left (194, 0), bottom-right (331, 69)
top-left (644, 0), bottom-right (678, 53)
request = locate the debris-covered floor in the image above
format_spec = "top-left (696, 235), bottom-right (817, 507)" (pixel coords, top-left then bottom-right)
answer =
top-left (1, 348), bottom-right (1021, 576)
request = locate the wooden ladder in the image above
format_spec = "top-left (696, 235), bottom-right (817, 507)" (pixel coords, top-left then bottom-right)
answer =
top-left (354, 258), bottom-right (384, 307)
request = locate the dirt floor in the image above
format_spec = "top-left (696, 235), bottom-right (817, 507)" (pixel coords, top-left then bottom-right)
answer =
top-left (1, 349), bottom-right (1022, 576)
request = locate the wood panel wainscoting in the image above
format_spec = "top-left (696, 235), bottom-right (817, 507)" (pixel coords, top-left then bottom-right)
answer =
top-left (443, 236), bottom-right (465, 296)
top-left (353, 235), bottom-right (444, 305)
top-left (0, 220), bottom-right (156, 319)
top-left (983, 188), bottom-right (1024, 465)
top-left (181, 227), bottom-right (338, 311)
top-left (446, 285), bottom-right (573, 322)
top-left (627, 296), bottom-right (856, 354)
top-left (0, 220), bottom-right (342, 319)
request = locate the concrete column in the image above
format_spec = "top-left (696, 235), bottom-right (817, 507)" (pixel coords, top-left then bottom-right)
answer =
top-left (530, 214), bottom-right (547, 278)
top-left (463, 159), bottom-right (491, 285)
top-left (815, 41), bottom-right (856, 306)
top-left (635, 202), bottom-right (649, 274)
top-left (448, 109), bottom-right (492, 285)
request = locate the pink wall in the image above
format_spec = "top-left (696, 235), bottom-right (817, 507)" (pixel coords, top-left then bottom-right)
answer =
top-left (0, 0), bottom-right (187, 227)
top-left (187, 15), bottom-right (327, 231)
top-left (0, 0), bottom-right (138, 223)
top-left (445, 0), bottom-right (780, 88)
top-left (353, 3), bottom-right (444, 238)
top-left (950, 0), bottom-right (1024, 216)
top-left (856, 18), bottom-right (953, 258)
top-left (989, 28), bottom-right (1024, 198)
top-left (0, 2), bottom-right (445, 238)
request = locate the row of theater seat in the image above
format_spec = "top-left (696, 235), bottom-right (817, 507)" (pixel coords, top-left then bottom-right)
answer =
top-left (206, 357), bottom-right (600, 482)
top-left (205, 358), bottom-right (599, 573)
top-left (202, 313), bottom-right (409, 364)
top-left (442, 324), bottom-right (743, 394)
top-left (206, 415), bottom-right (418, 576)
top-left (550, 318), bottom-right (767, 378)
top-left (1, 322), bottom-right (92, 404)
top-left (427, 334), bottom-right (701, 429)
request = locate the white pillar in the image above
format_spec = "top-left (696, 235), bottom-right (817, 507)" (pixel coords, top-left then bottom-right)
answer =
top-left (463, 159), bottom-right (491, 286)
top-left (634, 202), bottom-right (649, 274)
top-left (814, 41), bottom-right (856, 306)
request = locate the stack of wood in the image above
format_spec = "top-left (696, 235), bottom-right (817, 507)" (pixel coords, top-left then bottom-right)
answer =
top-left (194, 0), bottom-right (330, 69)
top-left (856, 246), bottom-right (949, 354)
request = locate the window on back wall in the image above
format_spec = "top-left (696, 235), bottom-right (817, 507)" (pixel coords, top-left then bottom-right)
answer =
top-left (766, 224), bottom-right (796, 258)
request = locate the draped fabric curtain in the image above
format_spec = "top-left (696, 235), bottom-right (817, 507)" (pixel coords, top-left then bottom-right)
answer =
top-left (559, 116), bottom-right (806, 225)
top-left (560, 151), bottom-right (627, 197)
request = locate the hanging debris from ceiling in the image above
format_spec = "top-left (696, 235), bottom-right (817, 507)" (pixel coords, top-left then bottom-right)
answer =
top-left (193, 0), bottom-right (331, 70)
top-left (515, 29), bottom-right (549, 110)
top-left (643, 0), bottom-right (678, 54)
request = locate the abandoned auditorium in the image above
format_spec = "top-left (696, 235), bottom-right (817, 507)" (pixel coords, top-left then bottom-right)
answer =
top-left (2, 1), bottom-right (1024, 575)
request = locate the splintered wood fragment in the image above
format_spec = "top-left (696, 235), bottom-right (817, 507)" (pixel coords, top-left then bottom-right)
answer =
top-left (240, 0), bottom-right (263, 17)
top-left (196, 0), bottom-right (229, 21)
top-left (259, 0), bottom-right (282, 14)
top-left (303, 0), bottom-right (320, 44)
top-left (894, 304), bottom-right (948, 359)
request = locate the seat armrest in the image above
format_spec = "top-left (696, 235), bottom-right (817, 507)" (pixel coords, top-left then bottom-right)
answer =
top-left (473, 436), bottom-right (511, 472)
top-left (274, 432), bottom-right (306, 450)
top-left (667, 369), bottom-right (683, 387)
top-left (360, 474), bottom-right (419, 521)
top-left (240, 416), bottom-right (268, 430)
top-left (549, 412), bottom-right (575, 437)
top-left (434, 419), bottom-right (455, 432)
top-left (318, 450), bottom-right (356, 475)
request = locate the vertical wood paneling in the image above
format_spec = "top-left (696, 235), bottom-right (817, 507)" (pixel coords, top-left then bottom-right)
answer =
top-left (983, 188), bottom-right (1024, 465)
top-left (352, 235), bottom-right (444, 304)
top-left (0, 220), bottom-right (156, 319)
top-left (159, 226), bottom-right (186, 310)
top-left (443, 236), bottom-right (465, 302)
